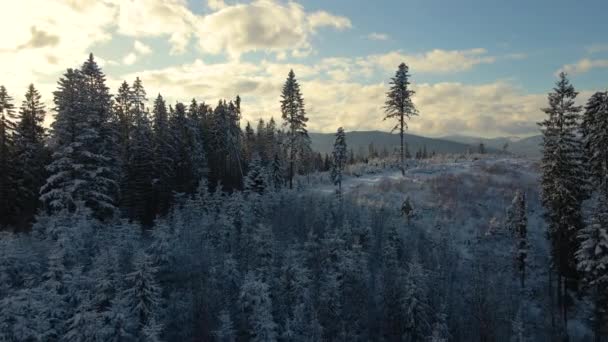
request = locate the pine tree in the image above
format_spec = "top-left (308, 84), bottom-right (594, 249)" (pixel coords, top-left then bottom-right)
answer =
top-left (330, 127), bottom-right (348, 192)
top-left (582, 91), bottom-right (608, 190)
top-left (576, 191), bottom-right (608, 340)
top-left (41, 54), bottom-right (119, 220)
top-left (244, 153), bottom-right (269, 195)
top-left (113, 81), bottom-right (133, 164)
top-left (539, 72), bottom-right (587, 330)
top-left (124, 251), bottom-right (161, 338)
top-left (0, 85), bottom-right (18, 228)
top-left (281, 70), bottom-right (310, 189)
top-left (151, 94), bottom-right (175, 216)
top-left (122, 78), bottom-right (155, 225)
top-left (13, 84), bottom-right (49, 228)
top-left (506, 190), bottom-right (528, 288)
top-left (384, 63), bottom-right (418, 175)
top-left (239, 271), bottom-right (277, 342)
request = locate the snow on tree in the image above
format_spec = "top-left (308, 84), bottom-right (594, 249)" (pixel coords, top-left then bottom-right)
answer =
top-left (13, 84), bottom-right (49, 227)
top-left (280, 70), bottom-right (310, 189)
top-left (330, 127), bottom-right (348, 192)
top-left (123, 250), bottom-right (161, 336)
top-left (41, 54), bottom-right (119, 220)
top-left (151, 93), bottom-right (175, 216)
top-left (214, 309), bottom-right (236, 342)
top-left (539, 72), bottom-right (587, 328)
top-left (239, 271), bottom-right (277, 342)
top-left (244, 153), bottom-right (269, 195)
top-left (576, 191), bottom-right (608, 339)
top-left (0, 85), bottom-right (18, 227)
top-left (506, 190), bottom-right (528, 288)
top-left (384, 63), bottom-right (418, 175)
top-left (122, 77), bottom-right (156, 225)
top-left (582, 91), bottom-right (608, 189)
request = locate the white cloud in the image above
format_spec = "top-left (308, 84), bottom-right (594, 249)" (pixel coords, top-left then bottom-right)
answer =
top-left (366, 48), bottom-right (496, 74)
top-left (195, 0), bottom-right (351, 58)
top-left (366, 32), bottom-right (389, 41)
top-left (134, 40), bottom-right (152, 55)
top-left (121, 58), bottom-right (558, 137)
top-left (558, 58), bottom-right (608, 75)
top-left (207, 0), bottom-right (227, 10)
top-left (122, 52), bottom-right (137, 65)
top-left (307, 11), bottom-right (352, 31)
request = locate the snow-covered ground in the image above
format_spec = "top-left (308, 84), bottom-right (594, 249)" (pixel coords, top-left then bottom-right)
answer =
top-left (305, 156), bottom-right (592, 340)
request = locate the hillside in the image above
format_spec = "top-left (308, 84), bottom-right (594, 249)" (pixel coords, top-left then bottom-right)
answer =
top-left (309, 130), bottom-right (500, 156)
top-left (441, 134), bottom-right (543, 158)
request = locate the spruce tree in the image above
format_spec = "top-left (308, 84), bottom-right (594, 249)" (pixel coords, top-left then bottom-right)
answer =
top-left (41, 54), bottom-right (119, 220)
top-left (539, 72), bottom-right (586, 330)
top-left (0, 85), bottom-right (18, 228)
top-left (506, 190), bottom-right (528, 288)
top-left (582, 91), bottom-right (608, 190)
top-left (576, 191), bottom-right (608, 340)
top-left (281, 70), bottom-right (310, 189)
top-left (151, 94), bottom-right (175, 215)
top-left (330, 127), bottom-right (348, 192)
top-left (122, 78), bottom-right (155, 225)
top-left (13, 84), bottom-right (49, 228)
top-left (384, 63), bottom-right (418, 175)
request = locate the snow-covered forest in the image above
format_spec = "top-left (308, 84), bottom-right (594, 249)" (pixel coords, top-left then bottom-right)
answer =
top-left (0, 54), bottom-right (607, 342)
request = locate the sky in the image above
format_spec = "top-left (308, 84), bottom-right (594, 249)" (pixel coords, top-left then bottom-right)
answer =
top-left (1, 0), bottom-right (608, 138)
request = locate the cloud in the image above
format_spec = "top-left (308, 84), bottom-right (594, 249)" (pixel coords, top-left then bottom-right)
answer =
top-left (366, 48), bottom-right (496, 73)
top-left (307, 11), bottom-right (352, 31)
top-left (558, 58), bottom-right (608, 75)
top-left (17, 26), bottom-right (60, 50)
top-left (207, 0), bottom-right (227, 10)
top-left (120, 58), bottom-right (558, 137)
top-left (122, 52), bottom-right (137, 65)
top-left (366, 32), bottom-right (389, 41)
top-left (195, 0), bottom-right (351, 58)
top-left (114, 0), bottom-right (196, 55)
top-left (134, 40), bottom-right (152, 55)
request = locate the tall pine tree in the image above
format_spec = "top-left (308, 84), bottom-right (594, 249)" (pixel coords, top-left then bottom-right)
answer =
top-left (0, 86), bottom-right (18, 228)
top-left (280, 70), bottom-right (310, 189)
top-left (539, 72), bottom-right (587, 331)
top-left (384, 63), bottom-right (418, 175)
top-left (14, 84), bottom-right (49, 228)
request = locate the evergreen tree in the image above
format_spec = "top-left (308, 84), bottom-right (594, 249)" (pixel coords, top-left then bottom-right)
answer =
top-left (384, 63), bottom-right (418, 175)
top-left (582, 91), bottom-right (608, 190)
top-left (539, 72), bottom-right (587, 330)
top-left (330, 127), bottom-right (348, 192)
top-left (41, 54), bottom-right (119, 220)
top-left (151, 94), bottom-right (175, 216)
top-left (13, 84), bottom-right (49, 228)
top-left (113, 81), bottom-right (133, 164)
top-left (0, 85), bottom-right (18, 228)
top-left (244, 153), bottom-right (269, 195)
top-left (576, 191), bottom-right (608, 340)
top-left (280, 70), bottom-right (310, 189)
top-left (239, 271), bottom-right (277, 342)
top-left (214, 309), bottom-right (236, 342)
top-left (124, 251), bottom-right (161, 338)
top-left (122, 78), bottom-right (155, 225)
top-left (506, 190), bottom-right (528, 288)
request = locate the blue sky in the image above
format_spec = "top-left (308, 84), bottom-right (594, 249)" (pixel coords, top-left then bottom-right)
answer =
top-left (2, 0), bottom-right (607, 137)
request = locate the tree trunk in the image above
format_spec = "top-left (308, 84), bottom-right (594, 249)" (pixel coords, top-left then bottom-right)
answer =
top-left (400, 114), bottom-right (404, 176)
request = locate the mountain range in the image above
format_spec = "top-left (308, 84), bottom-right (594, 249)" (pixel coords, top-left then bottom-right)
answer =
top-left (309, 131), bottom-right (542, 158)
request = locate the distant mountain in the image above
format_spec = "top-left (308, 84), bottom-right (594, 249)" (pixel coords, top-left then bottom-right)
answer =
top-left (508, 135), bottom-right (542, 157)
top-left (441, 134), bottom-right (542, 158)
top-left (442, 135), bottom-right (542, 158)
top-left (309, 131), bottom-right (499, 156)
